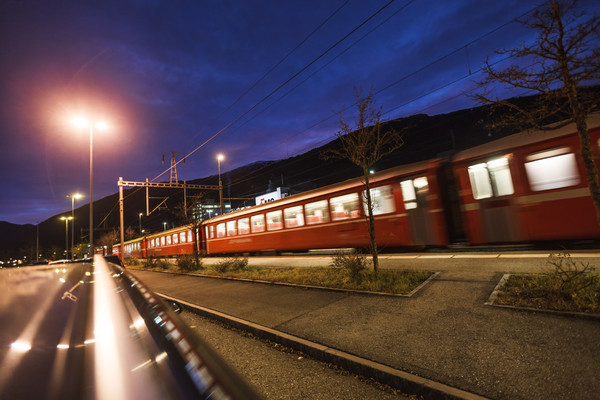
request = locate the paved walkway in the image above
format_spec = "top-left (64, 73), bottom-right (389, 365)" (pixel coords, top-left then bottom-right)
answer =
top-left (130, 253), bottom-right (600, 400)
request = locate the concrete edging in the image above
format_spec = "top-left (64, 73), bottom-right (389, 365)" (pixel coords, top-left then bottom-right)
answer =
top-left (130, 266), bottom-right (438, 298)
top-left (158, 292), bottom-right (490, 400)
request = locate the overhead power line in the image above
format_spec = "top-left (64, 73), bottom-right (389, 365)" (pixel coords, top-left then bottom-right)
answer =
top-left (152, 0), bottom-right (398, 183)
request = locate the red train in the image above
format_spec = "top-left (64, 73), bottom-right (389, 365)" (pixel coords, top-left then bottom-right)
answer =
top-left (114, 115), bottom-right (600, 258)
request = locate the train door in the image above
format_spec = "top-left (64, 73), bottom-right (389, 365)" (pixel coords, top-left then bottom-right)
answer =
top-left (466, 156), bottom-right (520, 243)
top-left (400, 177), bottom-right (435, 245)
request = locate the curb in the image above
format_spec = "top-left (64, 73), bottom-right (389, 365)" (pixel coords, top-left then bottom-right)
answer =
top-left (130, 266), bottom-right (438, 298)
top-left (158, 292), bottom-right (490, 400)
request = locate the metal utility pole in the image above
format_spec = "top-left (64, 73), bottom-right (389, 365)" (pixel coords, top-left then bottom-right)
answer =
top-left (162, 151), bottom-right (186, 183)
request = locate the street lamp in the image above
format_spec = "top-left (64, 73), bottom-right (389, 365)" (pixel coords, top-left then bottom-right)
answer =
top-left (139, 213), bottom-right (143, 234)
top-left (163, 222), bottom-right (167, 231)
top-left (73, 117), bottom-right (108, 252)
top-left (217, 154), bottom-right (225, 215)
top-left (66, 193), bottom-right (83, 260)
top-left (60, 216), bottom-right (73, 259)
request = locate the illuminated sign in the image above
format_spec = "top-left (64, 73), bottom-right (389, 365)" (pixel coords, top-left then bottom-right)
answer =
top-left (255, 187), bottom-right (288, 205)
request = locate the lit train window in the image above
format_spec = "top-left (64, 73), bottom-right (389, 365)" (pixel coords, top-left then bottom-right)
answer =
top-left (150, 239), bottom-right (155, 248)
top-left (251, 215), bottom-right (265, 232)
top-left (330, 193), bottom-right (360, 220)
top-left (207, 226), bottom-right (214, 239)
top-left (216, 223), bottom-right (226, 238)
top-left (267, 210), bottom-right (283, 230)
top-left (525, 149), bottom-right (579, 191)
top-left (467, 156), bottom-right (514, 199)
top-left (227, 220), bottom-right (237, 236)
top-left (180, 232), bottom-right (186, 243)
top-left (238, 218), bottom-right (250, 235)
top-left (284, 206), bottom-right (305, 228)
top-left (166, 235), bottom-right (172, 245)
top-left (363, 185), bottom-right (395, 215)
top-left (173, 234), bottom-right (178, 244)
top-left (305, 200), bottom-right (329, 224)
top-left (187, 230), bottom-right (193, 242)
top-left (161, 236), bottom-right (165, 246)
top-left (400, 177), bottom-right (428, 210)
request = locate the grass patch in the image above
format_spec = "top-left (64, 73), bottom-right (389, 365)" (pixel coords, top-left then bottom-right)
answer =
top-left (200, 265), bottom-right (432, 295)
top-left (127, 257), bottom-right (433, 295)
top-left (495, 253), bottom-right (600, 313)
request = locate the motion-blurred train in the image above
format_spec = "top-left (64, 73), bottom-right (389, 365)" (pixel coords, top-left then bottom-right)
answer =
top-left (114, 114), bottom-right (600, 258)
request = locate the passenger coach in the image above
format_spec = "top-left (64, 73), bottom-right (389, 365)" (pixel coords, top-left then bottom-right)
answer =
top-left (453, 114), bottom-right (600, 244)
top-left (202, 158), bottom-right (451, 254)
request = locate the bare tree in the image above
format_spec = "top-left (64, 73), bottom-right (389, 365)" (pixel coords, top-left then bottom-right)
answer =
top-left (98, 230), bottom-right (119, 255)
top-left (475, 0), bottom-right (600, 222)
top-left (323, 88), bottom-right (404, 274)
top-left (124, 226), bottom-right (137, 241)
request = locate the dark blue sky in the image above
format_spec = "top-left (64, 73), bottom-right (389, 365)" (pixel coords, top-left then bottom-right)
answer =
top-left (1, 0), bottom-right (597, 225)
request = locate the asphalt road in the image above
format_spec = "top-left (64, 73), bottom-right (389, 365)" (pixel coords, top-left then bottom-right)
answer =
top-left (179, 311), bottom-right (415, 399)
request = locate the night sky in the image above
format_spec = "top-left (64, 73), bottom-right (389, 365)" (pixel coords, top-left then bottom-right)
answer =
top-left (1, 0), bottom-right (597, 225)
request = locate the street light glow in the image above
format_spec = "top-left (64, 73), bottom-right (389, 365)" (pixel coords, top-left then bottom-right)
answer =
top-left (217, 153), bottom-right (224, 161)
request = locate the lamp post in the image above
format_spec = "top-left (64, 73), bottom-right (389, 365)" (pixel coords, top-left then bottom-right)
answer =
top-left (217, 154), bottom-right (225, 215)
top-left (66, 193), bottom-right (82, 259)
top-left (73, 117), bottom-right (108, 254)
top-left (139, 213), bottom-right (143, 234)
top-left (60, 216), bottom-right (73, 259)
top-left (163, 222), bottom-right (167, 231)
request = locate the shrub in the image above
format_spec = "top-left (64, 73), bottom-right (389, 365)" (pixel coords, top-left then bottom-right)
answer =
top-left (123, 256), bottom-right (138, 267)
top-left (214, 257), bottom-right (249, 273)
top-left (146, 255), bottom-right (170, 270)
top-left (546, 251), bottom-right (597, 300)
top-left (177, 254), bottom-right (203, 272)
top-left (329, 251), bottom-right (371, 282)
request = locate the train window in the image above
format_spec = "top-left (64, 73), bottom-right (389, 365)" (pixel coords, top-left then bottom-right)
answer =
top-left (180, 232), bottom-right (186, 243)
top-left (363, 185), bottom-right (395, 215)
top-left (227, 220), bottom-right (237, 236)
top-left (525, 149), bottom-right (579, 191)
top-left (207, 226), bottom-right (214, 239)
top-left (267, 210), bottom-right (283, 230)
top-left (305, 200), bottom-right (329, 224)
top-left (166, 235), bottom-right (172, 245)
top-left (400, 178), bottom-right (428, 210)
top-left (159, 236), bottom-right (164, 246)
top-left (216, 223), bottom-right (226, 238)
top-left (330, 193), bottom-right (360, 220)
top-left (284, 206), bottom-right (305, 228)
top-left (467, 157), bottom-right (514, 199)
top-left (251, 214), bottom-right (265, 232)
top-left (238, 218), bottom-right (250, 235)
top-left (173, 233), bottom-right (179, 244)
top-left (187, 230), bottom-right (193, 242)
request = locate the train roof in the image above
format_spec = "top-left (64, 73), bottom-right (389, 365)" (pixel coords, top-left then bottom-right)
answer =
top-left (205, 158), bottom-right (443, 224)
top-left (453, 113), bottom-right (600, 162)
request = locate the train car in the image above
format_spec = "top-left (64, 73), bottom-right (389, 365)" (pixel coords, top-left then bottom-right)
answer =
top-left (201, 158), bottom-right (451, 254)
top-left (114, 236), bottom-right (145, 258)
top-left (453, 114), bottom-right (600, 244)
top-left (145, 225), bottom-right (198, 257)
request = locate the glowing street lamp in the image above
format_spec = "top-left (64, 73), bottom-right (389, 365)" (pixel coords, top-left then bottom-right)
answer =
top-left (217, 154), bottom-right (225, 215)
top-left (163, 222), bottom-right (167, 231)
top-left (60, 216), bottom-right (73, 258)
top-left (73, 117), bottom-right (108, 252)
top-left (139, 213), bottom-right (143, 234)
top-left (66, 193), bottom-right (83, 259)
